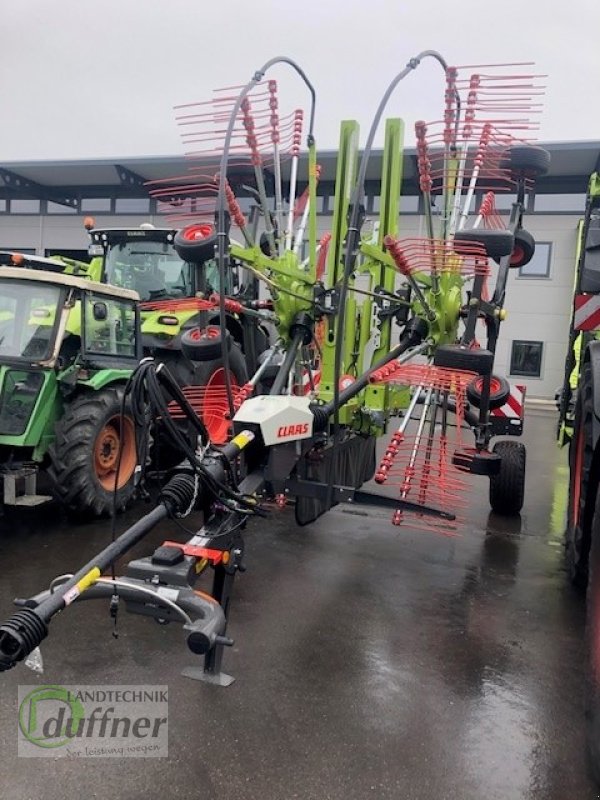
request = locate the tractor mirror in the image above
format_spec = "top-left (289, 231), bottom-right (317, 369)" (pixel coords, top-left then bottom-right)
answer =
top-left (92, 301), bottom-right (108, 321)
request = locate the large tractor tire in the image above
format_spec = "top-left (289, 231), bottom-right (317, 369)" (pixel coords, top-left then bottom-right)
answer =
top-left (583, 487), bottom-right (600, 785)
top-left (566, 363), bottom-right (595, 588)
top-left (48, 386), bottom-right (137, 518)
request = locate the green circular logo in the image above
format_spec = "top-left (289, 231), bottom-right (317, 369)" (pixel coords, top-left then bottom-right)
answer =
top-left (19, 685), bottom-right (86, 748)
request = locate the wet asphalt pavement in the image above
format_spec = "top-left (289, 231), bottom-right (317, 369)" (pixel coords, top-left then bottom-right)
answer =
top-left (0, 410), bottom-right (598, 800)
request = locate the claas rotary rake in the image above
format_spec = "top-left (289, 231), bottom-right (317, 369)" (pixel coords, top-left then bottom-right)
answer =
top-left (0, 52), bottom-right (550, 682)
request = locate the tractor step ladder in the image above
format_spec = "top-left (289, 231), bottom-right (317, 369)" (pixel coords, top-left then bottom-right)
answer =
top-left (2, 468), bottom-right (52, 507)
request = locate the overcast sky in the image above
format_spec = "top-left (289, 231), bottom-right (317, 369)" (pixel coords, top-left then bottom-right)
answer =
top-left (1, 0), bottom-right (598, 163)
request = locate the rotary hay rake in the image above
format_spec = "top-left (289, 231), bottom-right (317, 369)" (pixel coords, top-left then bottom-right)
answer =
top-left (0, 52), bottom-right (550, 681)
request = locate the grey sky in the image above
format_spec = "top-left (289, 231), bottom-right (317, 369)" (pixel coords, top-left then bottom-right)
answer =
top-left (2, 0), bottom-right (598, 162)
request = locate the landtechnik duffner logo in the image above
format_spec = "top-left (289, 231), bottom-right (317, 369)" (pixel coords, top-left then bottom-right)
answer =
top-left (18, 685), bottom-right (168, 757)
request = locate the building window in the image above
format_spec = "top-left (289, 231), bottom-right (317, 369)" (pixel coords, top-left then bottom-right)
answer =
top-left (47, 201), bottom-right (77, 214)
top-left (510, 340), bottom-right (543, 378)
top-left (115, 197), bottom-right (150, 213)
top-left (45, 248), bottom-right (89, 263)
top-left (518, 242), bottom-right (551, 278)
top-left (534, 193), bottom-right (586, 213)
top-left (488, 192), bottom-right (516, 212)
top-left (0, 199), bottom-right (7, 213)
top-left (10, 199), bottom-right (40, 214)
top-left (81, 198), bottom-right (112, 212)
top-left (400, 195), bottom-right (420, 213)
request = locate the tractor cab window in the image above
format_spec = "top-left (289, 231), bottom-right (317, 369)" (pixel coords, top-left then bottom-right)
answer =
top-left (0, 281), bottom-right (61, 361)
top-left (84, 294), bottom-right (137, 358)
top-left (201, 258), bottom-right (233, 294)
top-left (104, 240), bottom-right (192, 301)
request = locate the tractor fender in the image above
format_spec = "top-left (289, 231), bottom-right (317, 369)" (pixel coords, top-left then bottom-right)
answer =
top-left (76, 370), bottom-right (131, 392)
top-left (584, 340), bottom-right (600, 450)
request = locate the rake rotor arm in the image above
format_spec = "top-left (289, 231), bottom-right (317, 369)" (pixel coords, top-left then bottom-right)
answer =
top-left (333, 50), bottom-right (449, 449)
top-left (215, 56), bottom-right (317, 419)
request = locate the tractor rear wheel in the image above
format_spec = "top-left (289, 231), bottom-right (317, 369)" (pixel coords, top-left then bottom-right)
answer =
top-left (488, 440), bottom-right (526, 515)
top-left (566, 363), bottom-right (595, 588)
top-left (48, 386), bottom-right (137, 518)
top-left (583, 486), bottom-right (600, 784)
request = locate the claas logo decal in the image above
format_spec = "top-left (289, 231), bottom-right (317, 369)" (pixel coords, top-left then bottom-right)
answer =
top-left (277, 423), bottom-right (309, 438)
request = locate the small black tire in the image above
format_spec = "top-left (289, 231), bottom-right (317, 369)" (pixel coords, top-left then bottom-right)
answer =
top-left (174, 223), bottom-right (217, 263)
top-left (466, 375), bottom-right (510, 410)
top-left (502, 145), bottom-right (551, 179)
top-left (181, 325), bottom-right (231, 362)
top-left (453, 228), bottom-right (514, 261)
top-left (47, 386), bottom-right (137, 518)
top-left (510, 228), bottom-right (536, 269)
top-left (433, 344), bottom-right (493, 376)
top-left (489, 441), bottom-right (526, 515)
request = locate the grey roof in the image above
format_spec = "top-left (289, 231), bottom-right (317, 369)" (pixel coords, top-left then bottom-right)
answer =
top-left (1, 140), bottom-right (598, 197)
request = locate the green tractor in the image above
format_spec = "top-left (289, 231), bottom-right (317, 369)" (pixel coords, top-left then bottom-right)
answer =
top-left (0, 255), bottom-right (140, 516)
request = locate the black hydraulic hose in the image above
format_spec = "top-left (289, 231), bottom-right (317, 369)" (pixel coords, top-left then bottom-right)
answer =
top-left (215, 56), bottom-right (317, 419)
top-left (269, 330), bottom-right (304, 395)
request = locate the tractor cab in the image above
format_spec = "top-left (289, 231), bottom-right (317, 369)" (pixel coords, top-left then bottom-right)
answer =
top-left (85, 224), bottom-right (226, 301)
top-left (0, 266), bottom-right (140, 464)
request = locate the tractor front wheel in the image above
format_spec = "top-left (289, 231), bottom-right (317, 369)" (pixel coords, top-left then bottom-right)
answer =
top-left (48, 386), bottom-right (137, 518)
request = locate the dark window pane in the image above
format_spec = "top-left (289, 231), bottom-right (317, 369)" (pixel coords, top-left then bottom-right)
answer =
top-left (47, 201), bottom-right (77, 214)
top-left (510, 340), bottom-right (543, 378)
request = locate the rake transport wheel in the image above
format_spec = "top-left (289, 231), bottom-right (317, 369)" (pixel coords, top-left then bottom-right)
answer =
top-left (489, 441), bottom-right (526, 515)
top-left (453, 228), bottom-right (514, 261)
top-left (173, 223), bottom-right (217, 262)
top-left (502, 145), bottom-right (551, 179)
top-left (48, 386), bottom-right (137, 518)
top-left (466, 375), bottom-right (510, 411)
top-left (566, 363), bottom-right (595, 588)
top-left (180, 325), bottom-right (231, 362)
top-left (510, 228), bottom-right (535, 269)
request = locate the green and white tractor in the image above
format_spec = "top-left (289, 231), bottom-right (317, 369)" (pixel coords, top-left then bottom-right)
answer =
top-left (0, 256), bottom-right (140, 517)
